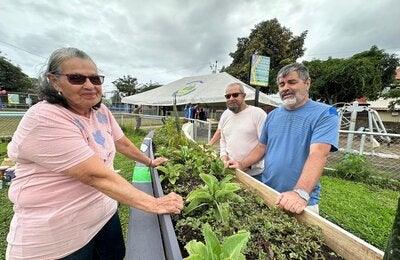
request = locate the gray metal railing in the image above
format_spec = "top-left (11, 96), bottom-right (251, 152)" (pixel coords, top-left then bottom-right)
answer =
top-left (327, 130), bottom-right (400, 179)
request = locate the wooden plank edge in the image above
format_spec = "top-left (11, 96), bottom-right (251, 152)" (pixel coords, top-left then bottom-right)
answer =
top-left (235, 169), bottom-right (384, 260)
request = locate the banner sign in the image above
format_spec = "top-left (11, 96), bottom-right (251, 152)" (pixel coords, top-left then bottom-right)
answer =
top-left (250, 54), bottom-right (270, 87)
top-left (8, 94), bottom-right (20, 104)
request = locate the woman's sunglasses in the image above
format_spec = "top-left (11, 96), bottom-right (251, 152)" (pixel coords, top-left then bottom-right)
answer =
top-left (224, 93), bottom-right (243, 99)
top-left (54, 73), bottom-right (105, 85)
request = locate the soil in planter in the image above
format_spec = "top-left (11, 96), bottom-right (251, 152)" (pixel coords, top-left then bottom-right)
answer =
top-left (170, 184), bottom-right (343, 260)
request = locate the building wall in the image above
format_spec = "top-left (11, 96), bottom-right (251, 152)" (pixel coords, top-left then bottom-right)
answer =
top-left (377, 111), bottom-right (400, 123)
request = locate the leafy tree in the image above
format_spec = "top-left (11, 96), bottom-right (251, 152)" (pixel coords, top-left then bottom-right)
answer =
top-left (112, 75), bottom-right (138, 97)
top-left (383, 88), bottom-right (400, 111)
top-left (304, 46), bottom-right (399, 104)
top-left (0, 55), bottom-right (36, 93)
top-left (137, 82), bottom-right (162, 93)
top-left (305, 57), bottom-right (380, 104)
top-left (352, 45), bottom-right (399, 91)
top-left (223, 18), bottom-right (307, 92)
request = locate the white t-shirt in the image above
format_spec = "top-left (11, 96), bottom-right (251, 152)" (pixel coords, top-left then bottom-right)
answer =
top-left (6, 101), bottom-right (124, 259)
top-left (219, 105), bottom-right (267, 176)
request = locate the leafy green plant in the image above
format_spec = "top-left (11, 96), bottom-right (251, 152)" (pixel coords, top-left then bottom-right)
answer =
top-left (183, 147), bottom-right (216, 176)
top-left (333, 153), bottom-right (373, 181)
top-left (184, 223), bottom-right (250, 260)
top-left (156, 162), bottom-right (184, 185)
top-left (173, 145), bottom-right (194, 162)
top-left (184, 173), bottom-right (243, 223)
top-left (153, 118), bottom-right (188, 149)
top-left (209, 158), bottom-right (234, 179)
top-left (154, 146), bottom-right (175, 158)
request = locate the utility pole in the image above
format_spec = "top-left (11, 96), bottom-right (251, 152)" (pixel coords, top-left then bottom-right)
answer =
top-left (210, 61), bottom-right (218, 73)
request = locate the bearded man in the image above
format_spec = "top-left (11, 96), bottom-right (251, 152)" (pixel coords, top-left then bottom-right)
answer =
top-left (228, 63), bottom-right (339, 214)
top-left (218, 82), bottom-right (267, 181)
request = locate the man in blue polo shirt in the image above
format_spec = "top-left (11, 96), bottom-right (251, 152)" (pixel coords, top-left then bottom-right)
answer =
top-left (228, 62), bottom-right (339, 214)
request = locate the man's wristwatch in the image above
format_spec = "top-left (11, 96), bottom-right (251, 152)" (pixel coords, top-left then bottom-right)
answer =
top-left (293, 188), bottom-right (310, 203)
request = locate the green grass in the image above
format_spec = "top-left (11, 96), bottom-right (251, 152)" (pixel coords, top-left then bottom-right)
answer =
top-left (114, 129), bottom-right (148, 242)
top-left (0, 142), bottom-right (11, 258)
top-left (0, 182), bottom-right (14, 259)
top-left (320, 176), bottom-right (399, 250)
top-left (0, 118), bottom-right (20, 138)
top-left (0, 143), bottom-right (8, 160)
top-left (0, 130), bottom-right (398, 257)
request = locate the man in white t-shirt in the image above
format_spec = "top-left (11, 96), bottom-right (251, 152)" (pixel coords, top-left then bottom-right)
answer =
top-left (218, 82), bottom-right (267, 181)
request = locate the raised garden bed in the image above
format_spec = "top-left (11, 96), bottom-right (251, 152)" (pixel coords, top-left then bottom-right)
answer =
top-left (127, 127), bottom-right (384, 259)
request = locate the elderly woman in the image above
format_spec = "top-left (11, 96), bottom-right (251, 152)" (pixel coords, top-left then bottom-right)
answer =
top-left (6, 47), bottom-right (183, 259)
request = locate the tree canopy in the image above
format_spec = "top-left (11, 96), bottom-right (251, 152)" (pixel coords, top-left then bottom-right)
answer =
top-left (223, 18), bottom-right (307, 92)
top-left (304, 46), bottom-right (399, 104)
top-left (112, 75), bottom-right (139, 97)
top-left (111, 76), bottom-right (162, 102)
top-left (137, 82), bottom-right (162, 93)
top-left (0, 55), bottom-right (36, 93)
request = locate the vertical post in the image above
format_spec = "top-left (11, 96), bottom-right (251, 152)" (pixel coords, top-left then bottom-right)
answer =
top-left (360, 133), bottom-right (366, 155)
top-left (254, 86), bottom-right (260, 107)
top-left (207, 121), bottom-right (211, 142)
top-left (193, 120), bottom-right (198, 141)
top-left (346, 102), bottom-right (358, 152)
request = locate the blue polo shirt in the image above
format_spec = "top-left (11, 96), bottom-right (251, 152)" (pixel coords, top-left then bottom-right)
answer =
top-left (260, 100), bottom-right (339, 205)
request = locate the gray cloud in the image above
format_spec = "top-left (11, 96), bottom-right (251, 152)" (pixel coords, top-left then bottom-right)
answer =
top-left (1, 0), bottom-right (399, 93)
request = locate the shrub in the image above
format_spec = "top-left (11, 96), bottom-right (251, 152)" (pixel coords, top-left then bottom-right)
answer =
top-left (334, 153), bottom-right (373, 181)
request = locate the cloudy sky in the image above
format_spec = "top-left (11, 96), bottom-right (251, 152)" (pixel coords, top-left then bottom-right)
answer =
top-left (0, 0), bottom-right (399, 94)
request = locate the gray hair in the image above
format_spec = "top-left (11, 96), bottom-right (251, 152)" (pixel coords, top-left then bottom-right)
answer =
top-left (276, 62), bottom-right (310, 83)
top-left (226, 82), bottom-right (245, 93)
top-left (38, 47), bottom-right (101, 109)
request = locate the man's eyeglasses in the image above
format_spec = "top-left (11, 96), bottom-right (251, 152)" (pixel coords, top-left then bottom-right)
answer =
top-left (225, 93), bottom-right (243, 99)
top-left (54, 73), bottom-right (105, 85)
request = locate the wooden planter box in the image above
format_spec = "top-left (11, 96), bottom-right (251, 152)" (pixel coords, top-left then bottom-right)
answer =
top-left (235, 170), bottom-right (384, 260)
top-left (126, 132), bottom-right (384, 260)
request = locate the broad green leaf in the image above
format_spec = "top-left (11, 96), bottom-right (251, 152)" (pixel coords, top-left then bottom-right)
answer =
top-left (220, 174), bottom-right (235, 185)
top-left (203, 223), bottom-right (222, 258)
top-left (184, 201), bottom-right (208, 214)
top-left (200, 173), bottom-right (218, 191)
top-left (156, 165), bottom-right (168, 173)
top-left (186, 189), bottom-right (212, 202)
top-left (184, 240), bottom-right (209, 260)
top-left (220, 230), bottom-right (250, 259)
top-left (213, 201), bottom-right (226, 222)
top-left (215, 185), bottom-right (241, 200)
top-left (229, 193), bottom-right (245, 203)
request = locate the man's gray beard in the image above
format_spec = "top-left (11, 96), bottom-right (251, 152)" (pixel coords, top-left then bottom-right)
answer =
top-left (282, 97), bottom-right (297, 108)
top-left (228, 106), bottom-right (240, 113)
